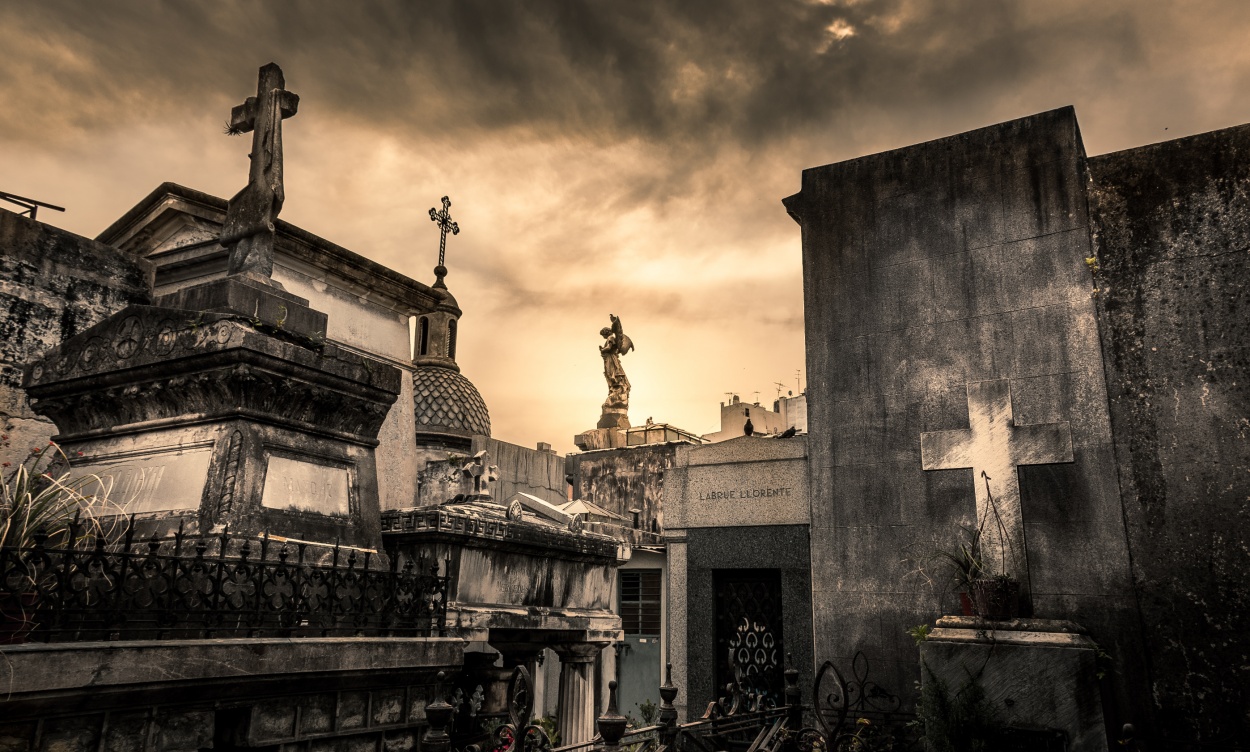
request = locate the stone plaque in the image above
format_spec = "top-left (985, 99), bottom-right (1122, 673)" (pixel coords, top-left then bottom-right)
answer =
top-left (262, 455), bottom-right (351, 516)
top-left (72, 446), bottom-right (213, 514)
top-left (675, 458), bottom-right (809, 529)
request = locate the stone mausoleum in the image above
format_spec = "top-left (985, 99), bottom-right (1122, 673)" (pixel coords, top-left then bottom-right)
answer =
top-left (786, 106), bottom-right (1249, 747)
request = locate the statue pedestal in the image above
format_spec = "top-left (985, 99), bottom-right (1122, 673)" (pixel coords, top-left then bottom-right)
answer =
top-left (597, 407), bottom-right (629, 430)
top-left (156, 276), bottom-right (326, 340)
top-left (573, 427), bottom-right (627, 452)
top-left (920, 616), bottom-right (1109, 751)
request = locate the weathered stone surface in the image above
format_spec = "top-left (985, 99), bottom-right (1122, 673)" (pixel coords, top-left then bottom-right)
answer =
top-left (481, 437), bottom-right (567, 506)
top-left (1088, 121), bottom-right (1250, 744)
top-left (665, 436), bottom-right (808, 529)
top-left (0, 211), bottom-right (152, 468)
top-left (569, 443), bottom-right (675, 534)
top-left (383, 504), bottom-right (622, 644)
top-left (0, 636), bottom-right (462, 700)
top-left (262, 454), bottom-right (352, 515)
top-left (0, 640), bottom-right (459, 751)
top-left (99, 181), bottom-right (441, 522)
top-left (23, 302), bottom-right (400, 548)
top-left (70, 442), bottom-right (214, 514)
top-left (573, 426), bottom-right (625, 451)
top-left (786, 107), bottom-right (1141, 727)
top-left (922, 620), bottom-right (1108, 751)
top-left (156, 275), bottom-right (326, 338)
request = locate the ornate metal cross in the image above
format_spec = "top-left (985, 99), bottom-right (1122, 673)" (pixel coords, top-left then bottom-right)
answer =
top-left (920, 379), bottom-right (1074, 586)
top-left (428, 196), bottom-right (459, 270)
top-left (220, 63), bottom-right (299, 280)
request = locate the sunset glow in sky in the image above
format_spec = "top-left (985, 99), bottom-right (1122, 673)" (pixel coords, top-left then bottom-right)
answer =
top-left (4, 1), bottom-right (1249, 452)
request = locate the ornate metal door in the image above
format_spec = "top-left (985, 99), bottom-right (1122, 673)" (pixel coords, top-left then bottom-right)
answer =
top-left (713, 569), bottom-right (784, 704)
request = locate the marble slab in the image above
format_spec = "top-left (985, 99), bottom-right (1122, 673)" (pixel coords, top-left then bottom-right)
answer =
top-left (261, 454), bottom-right (352, 516)
top-left (73, 445), bottom-right (213, 514)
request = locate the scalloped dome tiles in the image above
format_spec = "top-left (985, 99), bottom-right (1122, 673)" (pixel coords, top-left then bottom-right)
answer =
top-left (413, 366), bottom-right (490, 438)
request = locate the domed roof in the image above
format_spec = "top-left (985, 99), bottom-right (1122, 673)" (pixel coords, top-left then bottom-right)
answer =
top-left (413, 365), bottom-right (490, 439)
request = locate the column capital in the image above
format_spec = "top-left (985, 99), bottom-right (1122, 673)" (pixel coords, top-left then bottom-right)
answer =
top-left (554, 641), bottom-right (609, 663)
top-left (488, 641), bottom-right (547, 667)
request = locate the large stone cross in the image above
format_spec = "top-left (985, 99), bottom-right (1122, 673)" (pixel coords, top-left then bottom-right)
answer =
top-left (920, 380), bottom-right (1073, 584)
top-left (220, 62), bottom-right (300, 282)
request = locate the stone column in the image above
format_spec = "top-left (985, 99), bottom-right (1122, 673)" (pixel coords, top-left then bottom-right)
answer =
top-left (554, 642), bottom-right (607, 745)
top-left (665, 530), bottom-right (689, 722)
top-left (492, 643), bottom-right (547, 717)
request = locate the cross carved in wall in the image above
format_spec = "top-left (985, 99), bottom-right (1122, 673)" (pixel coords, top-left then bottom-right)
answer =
top-left (920, 379), bottom-right (1074, 589)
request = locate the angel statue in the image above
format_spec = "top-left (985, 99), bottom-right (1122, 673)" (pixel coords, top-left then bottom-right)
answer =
top-left (597, 314), bottom-right (635, 428)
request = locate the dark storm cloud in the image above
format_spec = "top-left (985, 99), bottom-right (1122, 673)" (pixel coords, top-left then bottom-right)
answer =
top-left (1, 0), bottom-right (1145, 154)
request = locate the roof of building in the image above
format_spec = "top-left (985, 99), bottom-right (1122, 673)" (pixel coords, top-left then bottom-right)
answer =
top-left (413, 365), bottom-right (491, 439)
top-left (97, 182), bottom-right (441, 315)
top-left (560, 498), bottom-right (628, 521)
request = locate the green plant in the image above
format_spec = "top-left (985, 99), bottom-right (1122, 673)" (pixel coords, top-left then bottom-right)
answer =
top-left (1094, 646), bottom-right (1114, 681)
top-left (907, 624), bottom-right (931, 645)
top-left (1, 442), bottom-right (116, 550)
top-left (1085, 255), bottom-right (1101, 297)
top-left (929, 525), bottom-right (986, 594)
top-left (2, 442), bottom-right (120, 642)
top-left (636, 698), bottom-right (659, 726)
top-left (534, 715), bottom-right (560, 746)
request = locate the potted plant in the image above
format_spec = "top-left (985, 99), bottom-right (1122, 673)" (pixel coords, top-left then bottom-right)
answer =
top-left (1, 440), bottom-right (117, 642)
top-left (930, 525), bottom-right (985, 616)
top-left (927, 472), bottom-right (1022, 620)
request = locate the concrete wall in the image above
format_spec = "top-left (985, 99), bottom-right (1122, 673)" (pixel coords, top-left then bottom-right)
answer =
top-left (1088, 123), bottom-right (1250, 744)
top-left (786, 107), bottom-right (1141, 723)
top-left (570, 443), bottom-right (677, 532)
top-left (0, 212), bottom-right (152, 470)
top-left (275, 259), bottom-right (420, 512)
top-left (483, 437), bottom-right (568, 506)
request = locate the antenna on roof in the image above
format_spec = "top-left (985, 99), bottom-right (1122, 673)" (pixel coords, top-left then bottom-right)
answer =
top-left (774, 382), bottom-right (786, 399)
top-left (0, 191), bottom-right (65, 221)
top-left (796, 369), bottom-right (802, 395)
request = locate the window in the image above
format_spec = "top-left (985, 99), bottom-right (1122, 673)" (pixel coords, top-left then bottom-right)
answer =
top-left (447, 319), bottom-right (457, 360)
top-left (418, 317), bottom-right (429, 356)
top-left (620, 569), bottom-right (661, 636)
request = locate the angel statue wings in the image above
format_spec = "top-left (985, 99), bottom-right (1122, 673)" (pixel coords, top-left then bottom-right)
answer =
top-left (598, 314), bottom-right (635, 420)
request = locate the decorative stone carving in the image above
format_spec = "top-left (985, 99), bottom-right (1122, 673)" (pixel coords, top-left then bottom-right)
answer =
top-left (220, 62), bottom-right (299, 282)
top-left (26, 305), bottom-right (398, 441)
top-left (920, 379), bottom-right (1074, 592)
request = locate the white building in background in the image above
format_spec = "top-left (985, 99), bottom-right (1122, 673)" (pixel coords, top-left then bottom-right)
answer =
top-left (701, 392), bottom-right (807, 443)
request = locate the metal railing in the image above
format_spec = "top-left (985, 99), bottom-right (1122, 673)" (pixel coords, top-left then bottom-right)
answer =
top-left (432, 659), bottom-right (813, 752)
top-left (0, 519), bottom-right (449, 642)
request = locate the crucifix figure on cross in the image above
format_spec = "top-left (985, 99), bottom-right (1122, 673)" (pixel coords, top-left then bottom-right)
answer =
top-left (219, 62), bottom-right (299, 283)
top-left (920, 379), bottom-right (1074, 597)
top-left (429, 196), bottom-right (459, 289)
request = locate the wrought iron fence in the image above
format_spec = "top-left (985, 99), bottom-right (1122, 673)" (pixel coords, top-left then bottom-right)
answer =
top-left (812, 652), bottom-right (921, 751)
top-left (449, 658), bottom-right (811, 752)
top-left (0, 519), bottom-right (448, 642)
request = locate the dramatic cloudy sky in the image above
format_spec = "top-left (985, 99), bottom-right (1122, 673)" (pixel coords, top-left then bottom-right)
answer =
top-left (4, 1), bottom-right (1249, 452)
